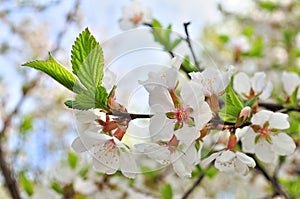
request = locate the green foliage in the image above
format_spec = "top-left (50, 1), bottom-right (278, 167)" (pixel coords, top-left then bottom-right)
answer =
top-left (242, 26), bottom-right (254, 39)
top-left (64, 85), bottom-right (108, 110)
top-left (23, 28), bottom-right (110, 111)
top-left (75, 194), bottom-right (88, 199)
top-left (204, 167), bottom-right (218, 179)
top-left (19, 171), bottom-right (34, 196)
top-left (19, 115), bottom-right (33, 134)
top-left (160, 183), bottom-right (173, 199)
top-left (259, 1), bottom-right (279, 12)
top-left (218, 34), bottom-right (230, 43)
top-left (22, 53), bottom-right (77, 92)
top-left (79, 166), bottom-right (90, 180)
top-left (51, 181), bottom-right (64, 194)
top-left (283, 30), bottom-right (297, 49)
top-left (182, 56), bottom-right (198, 73)
top-left (71, 28), bottom-right (104, 91)
top-left (151, 19), bottom-right (182, 52)
top-left (68, 152), bottom-right (78, 170)
top-left (280, 178), bottom-right (300, 198)
top-left (219, 86), bottom-right (245, 123)
top-left (246, 36), bottom-right (264, 57)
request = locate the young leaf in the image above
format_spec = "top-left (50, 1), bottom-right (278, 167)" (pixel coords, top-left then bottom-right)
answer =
top-left (22, 53), bottom-right (77, 92)
top-left (19, 171), bottom-right (34, 196)
top-left (19, 115), bottom-right (33, 134)
top-left (219, 86), bottom-right (245, 123)
top-left (151, 19), bottom-right (182, 52)
top-left (68, 152), bottom-right (78, 170)
top-left (161, 184), bottom-right (173, 199)
top-left (64, 86), bottom-right (109, 110)
top-left (71, 28), bottom-right (104, 90)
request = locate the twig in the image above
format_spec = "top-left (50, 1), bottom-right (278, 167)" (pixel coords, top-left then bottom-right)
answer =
top-left (181, 173), bottom-right (205, 199)
top-left (249, 155), bottom-right (290, 199)
top-left (183, 22), bottom-right (202, 72)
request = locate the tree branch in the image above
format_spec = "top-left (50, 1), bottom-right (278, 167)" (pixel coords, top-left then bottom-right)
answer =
top-left (183, 22), bottom-right (202, 72)
top-left (249, 154), bottom-right (290, 199)
top-left (181, 173), bottom-right (205, 199)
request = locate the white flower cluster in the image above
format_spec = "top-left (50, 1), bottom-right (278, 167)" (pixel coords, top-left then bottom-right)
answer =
top-left (71, 57), bottom-right (296, 179)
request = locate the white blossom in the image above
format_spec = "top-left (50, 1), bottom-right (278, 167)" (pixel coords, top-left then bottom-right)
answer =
top-left (281, 71), bottom-right (300, 98)
top-left (72, 133), bottom-right (138, 178)
top-left (148, 82), bottom-right (211, 142)
top-left (202, 150), bottom-right (255, 175)
top-left (233, 72), bottom-right (273, 100)
top-left (139, 56), bottom-right (182, 92)
top-left (136, 137), bottom-right (202, 178)
top-left (189, 67), bottom-right (235, 97)
top-left (239, 110), bottom-right (296, 163)
top-left (119, 0), bottom-right (152, 30)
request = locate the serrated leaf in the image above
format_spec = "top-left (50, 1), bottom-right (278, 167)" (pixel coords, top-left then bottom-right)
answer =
top-left (68, 152), bottom-right (78, 170)
top-left (71, 28), bottom-right (104, 90)
top-left (64, 86), bottom-right (108, 110)
top-left (219, 86), bottom-right (244, 123)
top-left (19, 171), bottom-right (34, 196)
top-left (22, 53), bottom-right (77, 92)
top-left (161, 184), bottom-right (173, 199)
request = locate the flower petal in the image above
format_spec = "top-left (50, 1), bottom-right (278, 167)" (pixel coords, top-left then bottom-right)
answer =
top-left (271, 133), bottom-right (296, 156)
top-left (269, 112), bottom-right (290, 130)
top-left (236, 152), bottom-right (256, 168)
top-left (71, 137), bottom-right (87, 153)
top-left (251, 72), bottom-right (267, 94)
top-left (149, 87), bottom-right (173, 113)
top-left (149, 114), bottom-right (174, 141)
top-left (119, 152), bottom-right (138, 178)
top-left (255, 139), bottom-right (275, 163)
top-left (251, 110), bottom-right (272, 126)
top-left (233, 72), bottom-right (251, 97)
top-left (240, 127), bottom-right (256, 153)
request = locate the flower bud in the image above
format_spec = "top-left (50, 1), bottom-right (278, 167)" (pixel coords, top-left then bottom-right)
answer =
top-left (235, 106), bottom-right (252, 127)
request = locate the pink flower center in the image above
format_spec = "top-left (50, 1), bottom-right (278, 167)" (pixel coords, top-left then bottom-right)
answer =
top-left (174, 107), bottom-right (190, 123)
top-left (131, 13), bottom-right (143, 24)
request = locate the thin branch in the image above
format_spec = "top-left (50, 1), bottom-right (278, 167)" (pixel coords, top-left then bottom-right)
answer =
top-left (183, 22), bottom-right (202, 72)
top-left (181, 173), bottom-right (205, 199)
top-left (249, 154), bottom-right (290, 199)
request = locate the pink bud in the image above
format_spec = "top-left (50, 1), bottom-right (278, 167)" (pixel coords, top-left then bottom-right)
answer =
top-left (239, 106), bottom-right (251, 120)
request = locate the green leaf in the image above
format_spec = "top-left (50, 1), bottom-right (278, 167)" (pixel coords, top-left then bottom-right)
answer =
top-left (247, 36), bottom-right (264, 57)
top-left (283, 30), bottom-right (297, 49)
top-left (19, 115), bottom-right (33, 134)
top-left (161, 184), bottom-right (173, 199)
top-left (151, 19), bottom-right (181, 52)
top-left (75, 194), bottom-right (87, 199)
top-left (22, 53), bottom-right (77, 92)
top-left (71, 28), bottom-right (104, 90)
top-left (181, 56), bottom-right (197, 73)
top-left (68, 152), bottom-right (78, 170)
top-left (280, 177), bottom-right (300, 198)
top-left (205, 167), bottom-right (218, 179)
top-left (51, 181), bottom-right (64, 194)
top-left (19, 171), bottom-right (34, 196)
top-left (259, 1), bottom-right (279, 12)
top-left (219, 86), bottom-right (245, 123)
top-left (242, 26), bottom-right (254, 38)
top-left (290, 86), bottom-right (299, 106)
top-left (218, 34), bottom-right (230, 43)
top-left (65, 86), bottom-right (109, 110)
